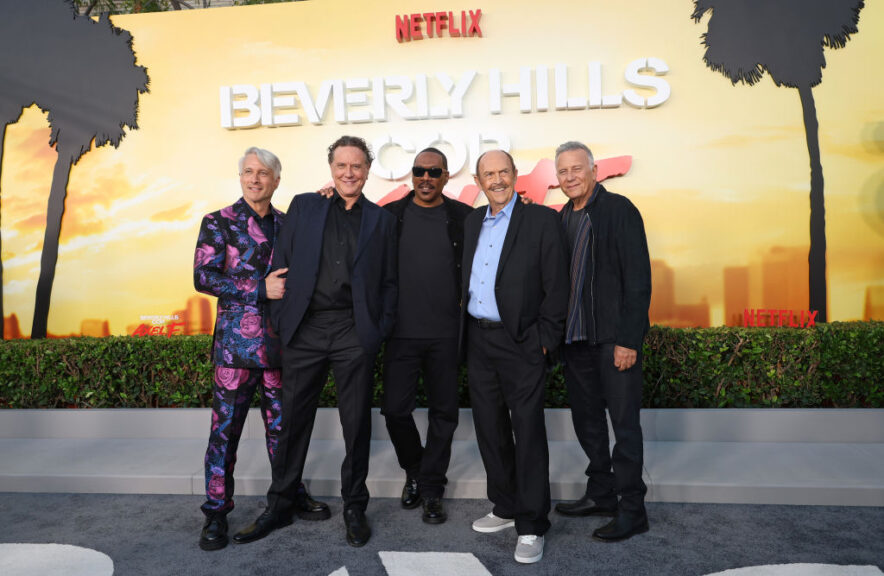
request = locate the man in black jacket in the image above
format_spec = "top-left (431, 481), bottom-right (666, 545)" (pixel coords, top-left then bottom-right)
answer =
top-left (382, 148), bottom-right (473, 524)
top-left (462, 150), bottom-right (569, 564)
top-left (233, 136), bottom-right (397, 548)
top-left (552, 141), bottom-right (652, 542)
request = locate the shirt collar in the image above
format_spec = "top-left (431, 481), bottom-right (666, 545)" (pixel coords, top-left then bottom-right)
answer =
top-left (483, 191), bottom-right (518, 222)
top-left (241, 198), bottom-right (274, 220)
top-left (334, 190), bottom-right (363, 210)
top-left (586, 182), bottom-right (601, 208)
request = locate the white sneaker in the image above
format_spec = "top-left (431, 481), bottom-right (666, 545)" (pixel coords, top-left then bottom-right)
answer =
top-left (514, 534), bottom-right (544, 564)
top-left (471, 512), bottom-right (515, 533)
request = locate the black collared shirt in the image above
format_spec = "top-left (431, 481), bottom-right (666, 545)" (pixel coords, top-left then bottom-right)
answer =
top-left (309, 192), bottom-right (363, 311)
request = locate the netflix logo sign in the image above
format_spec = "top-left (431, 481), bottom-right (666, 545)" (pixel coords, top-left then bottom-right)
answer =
top-left (743, 308), bottom-right (819, 328)
top-left (396, 9), bottom-right (483, 42)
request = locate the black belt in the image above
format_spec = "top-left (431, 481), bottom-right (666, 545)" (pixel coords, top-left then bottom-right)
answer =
top-left (470, 316), bottom-right (504, 329)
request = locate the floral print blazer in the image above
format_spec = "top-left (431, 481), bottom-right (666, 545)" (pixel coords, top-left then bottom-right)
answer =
top-left (194, 197), bottom-right (283, 368)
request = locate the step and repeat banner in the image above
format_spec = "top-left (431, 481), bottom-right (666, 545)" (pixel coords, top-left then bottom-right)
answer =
top-left (1, 0), bottom-right (882, 338)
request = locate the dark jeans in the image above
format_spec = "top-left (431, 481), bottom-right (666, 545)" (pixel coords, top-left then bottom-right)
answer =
top-left (563, 341), bottom-right (647, 515)
top-left (467, 320), bottom-right (551, 536)
top-left (382, 337), bottom-right (459, 498)
top-left (267, 310), bottom-right (375, 513)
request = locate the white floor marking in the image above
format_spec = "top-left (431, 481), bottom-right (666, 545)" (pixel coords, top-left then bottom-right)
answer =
top-left (328, 568), bottom-right (349, 576)
top-left (704, 565), bottom-right (884, 576)
top-left (0, 544), bottom-right (114, 576)
top-left (379, 551), bottom-right (493, 576)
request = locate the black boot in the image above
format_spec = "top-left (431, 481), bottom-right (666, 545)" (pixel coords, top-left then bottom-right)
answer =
top-left (295, 483), bottom-right (331, 521)
top-left (199, 513), bottom-right (228, 551)
top-left (400, 476), bottom-right (421, 509)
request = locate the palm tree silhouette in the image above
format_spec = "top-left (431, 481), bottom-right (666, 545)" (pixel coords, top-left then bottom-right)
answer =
top-left (692, 0), bottom-right (864, 323)
top-left (0, 0), bottom-right (148, 338)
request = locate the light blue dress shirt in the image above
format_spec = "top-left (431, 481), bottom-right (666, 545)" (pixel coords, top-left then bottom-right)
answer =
top-left (467, 193), bottom-right (518, 321)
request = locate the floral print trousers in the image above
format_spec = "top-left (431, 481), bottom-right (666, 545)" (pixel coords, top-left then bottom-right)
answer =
top-left (201, 366), bottom-right (282, 516)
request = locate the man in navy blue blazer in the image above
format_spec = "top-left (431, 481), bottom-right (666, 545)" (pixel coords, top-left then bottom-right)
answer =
top-left (233, 136), bottom-right (397, 548)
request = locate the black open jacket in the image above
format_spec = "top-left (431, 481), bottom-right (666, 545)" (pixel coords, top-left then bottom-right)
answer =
top-left (563, 184), bottom-right (652, 351)
top-left (384, 190), bottom-right (473, 300)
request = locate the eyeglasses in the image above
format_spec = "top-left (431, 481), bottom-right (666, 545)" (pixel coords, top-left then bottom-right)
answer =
top-left (412, 166), bottom-right (445, 178)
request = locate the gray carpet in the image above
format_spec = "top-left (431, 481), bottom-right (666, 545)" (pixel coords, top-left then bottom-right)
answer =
top-left (1, 493), bottom-right (882, 576)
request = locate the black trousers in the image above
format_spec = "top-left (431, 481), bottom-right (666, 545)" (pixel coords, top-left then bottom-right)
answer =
top-left (467, 321), bottom-right (551, 536)
top-left (382, 337), bottom-right (459, 498)
top-left (267, 309), bottom-right (375, 513)
top-left (563, 341), bottom-right (647, 515)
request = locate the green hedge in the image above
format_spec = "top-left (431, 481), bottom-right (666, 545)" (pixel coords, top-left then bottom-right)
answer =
top-left (1, 322), bottom-right (881, 409)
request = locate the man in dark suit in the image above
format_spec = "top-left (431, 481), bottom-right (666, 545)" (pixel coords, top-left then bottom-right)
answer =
top-left (193, 147), bottom-right (328, 551)
top-left (462, 150), bottom-right (569, 564)
top-left (552, 141), bottom-right (651, 543)
top-left (381, 148), bottom-right (473, 524)
top-left (233, 136), bottom-right (397, 548)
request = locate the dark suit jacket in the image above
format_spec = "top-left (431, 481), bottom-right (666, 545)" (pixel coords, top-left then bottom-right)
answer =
top-left (461, 199), bottom-right (569, 356)
top-left (270, 192), bottom-right (398, 355)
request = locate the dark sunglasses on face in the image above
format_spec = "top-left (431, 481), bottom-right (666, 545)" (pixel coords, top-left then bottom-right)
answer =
top-left (412, 166), bottom-right (445, 178)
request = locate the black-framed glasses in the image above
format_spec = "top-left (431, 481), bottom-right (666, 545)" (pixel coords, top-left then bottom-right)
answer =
top-left (412, 166), bottom-right (445, 178)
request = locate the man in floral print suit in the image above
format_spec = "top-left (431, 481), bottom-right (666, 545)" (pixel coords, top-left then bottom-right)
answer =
top-left (193, 147), bottom-right (329, 552)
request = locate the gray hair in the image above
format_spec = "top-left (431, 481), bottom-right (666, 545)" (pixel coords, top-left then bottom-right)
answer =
top-left (239, 147), bottom-right (282, 179)
top-left (554, 141), bottom-right (594, 167)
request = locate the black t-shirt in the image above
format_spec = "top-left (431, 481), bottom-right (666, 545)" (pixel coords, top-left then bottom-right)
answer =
top-left (394, 201), bottom-right (459, 339)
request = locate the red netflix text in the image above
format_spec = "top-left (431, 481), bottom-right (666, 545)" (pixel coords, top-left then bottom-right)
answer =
top-left (131, 321), bottom-right (184, 337)
top-left (743, 309), bottom-right (818, 328)
top-left (395, 10), bottom-right (483, 42)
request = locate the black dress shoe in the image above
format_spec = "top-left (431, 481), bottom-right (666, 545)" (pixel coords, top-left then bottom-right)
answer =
top-left (421, 497), bottom-right (447, 525)
top-left (555, 494), bottom-right (617, 517)
top-left (592, 512), bottom-right (649, 542)
top-left (344, 508), bottom-right (371, 547)
top-left (295, 487), bottom-right (331, 521)
top-left (400, 476), bottom-right (421, 509)
top-left (232, 508), bottom-right (292, 544)
top-left (199, 514), bottom-right (228, 551)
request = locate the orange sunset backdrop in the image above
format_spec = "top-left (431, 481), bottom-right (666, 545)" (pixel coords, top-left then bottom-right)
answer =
top-left (1, 0), bottom-right (882, 337)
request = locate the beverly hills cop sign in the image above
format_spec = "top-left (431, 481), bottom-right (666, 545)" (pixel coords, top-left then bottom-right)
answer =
top-left (219, 8), bottom-right (671, 181)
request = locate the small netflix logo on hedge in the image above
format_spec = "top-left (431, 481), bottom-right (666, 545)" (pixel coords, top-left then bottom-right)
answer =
top-left (131, 314), bottom-right (184, 337)
top-left (743, 308), bottom-right (819, 328)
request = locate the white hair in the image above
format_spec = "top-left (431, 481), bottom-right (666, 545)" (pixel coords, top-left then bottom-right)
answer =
top-left (239, 147), bottom-right (281, 179)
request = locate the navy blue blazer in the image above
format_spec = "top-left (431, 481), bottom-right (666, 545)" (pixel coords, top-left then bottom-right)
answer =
top-left (270, 192), bottom-right (398, 355)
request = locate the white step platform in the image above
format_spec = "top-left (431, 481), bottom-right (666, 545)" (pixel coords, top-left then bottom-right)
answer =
top-left (0, 408), bottom-right (882, 506)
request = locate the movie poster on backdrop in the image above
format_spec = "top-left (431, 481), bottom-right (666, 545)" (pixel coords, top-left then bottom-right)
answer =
top-left (0, 0), bottom-right (881, 339)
